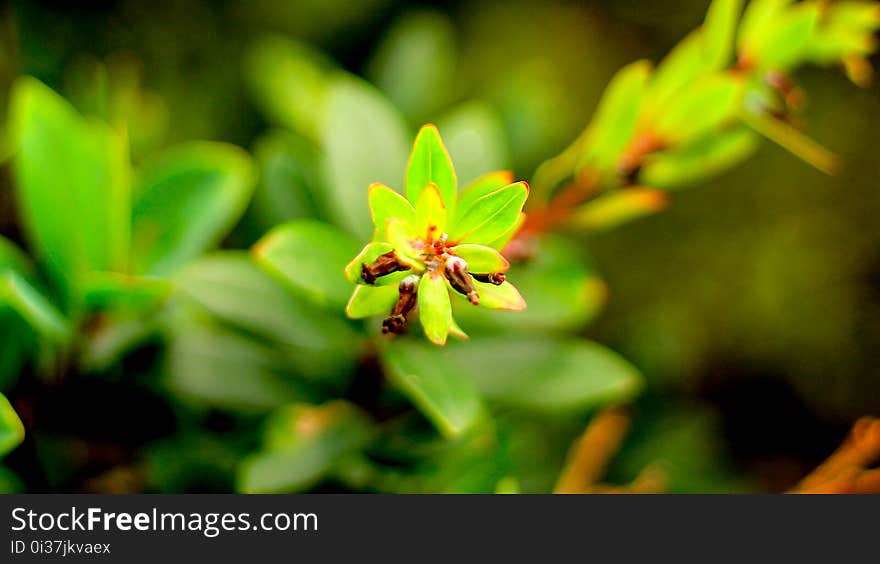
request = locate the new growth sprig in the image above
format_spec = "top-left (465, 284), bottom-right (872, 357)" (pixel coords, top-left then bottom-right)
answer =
top-left (345, 125), bottom-right (528, 345)
top-left (526, 0), bottom-right (880, 234)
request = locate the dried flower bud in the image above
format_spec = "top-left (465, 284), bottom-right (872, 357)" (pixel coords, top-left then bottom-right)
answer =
top-left (473, 272), bottom-right (506, 286)
top-left (382, 275), bottom-right (420, 335)
top-left (444, 256), bottom-right (479, 305)
top-left (362, 250), bottom-right (410, 284)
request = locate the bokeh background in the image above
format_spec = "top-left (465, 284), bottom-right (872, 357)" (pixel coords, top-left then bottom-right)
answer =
top-left (1, 0), bottom-right (878, 493)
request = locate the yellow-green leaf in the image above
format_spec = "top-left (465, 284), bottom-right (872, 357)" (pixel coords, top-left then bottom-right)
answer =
top-left (369, 182), bottom-right (414, 233)
top-left (413, 182), bottom-right (447, 240)
top-left (418, 272), bottom-right (451, 345)
top-left (405, 124), bottom-right (457, 209)
top-left (449, 181), bottom-right (528, 245)
top-left (344, 242), bottom-right (394, 284)
top-left (451, 244), bottom-right (509, 274)
top-left (346, 284), bottom-right (399, 319)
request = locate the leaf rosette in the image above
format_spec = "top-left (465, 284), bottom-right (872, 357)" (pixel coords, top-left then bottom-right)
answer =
top-left (345, 125), bottom-right (528, 345)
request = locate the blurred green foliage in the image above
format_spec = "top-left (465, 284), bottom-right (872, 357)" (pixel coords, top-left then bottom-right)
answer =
top-left (0, 0), bottom-right (877, 494)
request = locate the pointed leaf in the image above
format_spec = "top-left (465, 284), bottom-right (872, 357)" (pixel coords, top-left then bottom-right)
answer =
top-left (380, 339), bottom-right (484, 437)
top-left (413, 183), bottom-right (447, 240)
top-left (10, 77), bottom-right (130, 300)
top-left (346, 284), bottom-right (399, 319)
top-left (449, 181), bottom-right (528, 245)
top-left (406, 124), bottom-right (457, 209)
top-left (418, 272), bottom-right (451, 345)
top-left (253, 220), bottom-right (360, 309)
top-left (647, 31), bottom-right (707, 117)
top-left (580, 60), bottom-right (652, 171)
top-left (654, 74), bottom-right (744, 144)
top-left (132, 142), bottom-right (255, 276)
top-left (369, 183), bottom-right (414, 232)
top-left (0, 272), bottom-right (70, 342)
top-left (454, 171), bottom-right (514, 219)
top-left (703, 0), bottom-right (744, 70)
top-left (451, 244), bottom-right (509, 274)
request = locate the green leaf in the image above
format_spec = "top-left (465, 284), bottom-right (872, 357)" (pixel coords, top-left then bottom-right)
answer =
top-left (380, 339), bottom-right (485, 437)
top-left (82, 272), bottom-right (172, 313)
top-left (0, 272), bottom-right (70, 342)
top-left (453, 236), bottom-right (606, 333)
top-left (321, 74), bottom-right (409, 239)
top-left (449, 337), bottom-right (642, 414)
top-left (244, 36), bottom-right (334, 141)
top-left (247, 131), bottom-right (321, 235)
top-left (10, 76), bottom-right (130, 301)
top-left (654, 74), bottom-right (743, 144)
top-left (451, 244), bottom-right (509, 274)
top-left (436, 101), bottom-right (510, 185)
top-left (472, 280), bottom-right (526, 311)
top-left (0, 236), bottom-right (33, 280)
top-left (412, 182), bottom-right (447, 239)
top-left (345, 242), bottom-right (394, 283)
top-left (0, 393), bottom-right (24, 458)
top-left (449, 181), bottom-right (528, 245)
top-left (346, 284), bottom-right (399, 319)
top-left (741, 110), bottom-right (836, 174)
top-left (418, 272), bottom-right (451, 345)
top-left (703, 0), bottom-right (744, 70)
top-left (165, 319), bottom-right (319, 413)
top-left (738, 0), bottom-right (790, 51)
top-left (132, 142), bottom-right (255, 276)
top-left (384, 219), bottom-right (422, 267)
top-left (646, 31), bottom-right (707, 117)
top-left (238, 401), bottom-right (375, 493)
top-left (568, 188), bottom-right (667, 231)
top-left (406, 124), bottom-right (457, 209)
top-left (368, 183), bottom-right (414, 234)
top-left (177, 252), bottom-right (361, 383)
top-left (367, 10), bottom-right (459, 122)
top-left (253, 220), bottom-right (360, 309)
top-left (454, 171), bottom-right (514, 218)
top-left (580, 60), bottom-right (652, 171)
top-left (743, 2), bottom-right (820, 70)
top-left (641, 126), bottom-right (759, 189)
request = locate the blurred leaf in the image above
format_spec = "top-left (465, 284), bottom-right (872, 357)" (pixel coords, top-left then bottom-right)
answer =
top-left (654, 74), bottom-right (743, 145)
top-left (321, 75), bottom-right (410, 238)
top-left (579, 60), bottom-right (651, 171)
top-left (646, 31), bottom-right (706, 117)
top-left (247, 131), bottom-right (322, 235)
top-left (406, 124), bottom-right (457, 209)
top-left (641, 127), bottom-right (759, 189)
top-left (175, 252), bottom-right (362, 383)
top-left (703, 0), bottom-right (743, 70)
top-left (738, 0), bottom-right (790, 52)
top-left (238, 401), bottom-right (375, 493)
top-left (346, 284), bottom-right (398, 319)
top-left (165, 319), bottom-right (318, 413)
top-left (454, 236), bottom-right (606, 333)
top-left (449, 181), bottom-right (528, 245)
top-left (0, 236), bottom-right (34, 280)
top-left (244, 36), bottom-right (334, 141)
top-left (418, 272), bottom-right (452, 346)
top-left (436, 101), bottom-right (510, 185)
top-left (253, 220), bottom-right (360, 309)
top-left (368, 10), bottom-right (459, 122)
top-left (132, 142), bottom-right (255, 276)
top-left (568, 188), bottom-right (667, 230)
top-left (82, 271), bottom-right (172, 313)
top-left (10, 76), bottom-right (130, 302)
top-left (742, 2), bottom-right (820, 70)
top-left (0, 272), bottom-right (70, 342)
top-left (448, 337), bottom-right (642, 414)
top-left (380, 339), bottom-right (485, 438)
top-left (0, 392), bottom-right (24, 457)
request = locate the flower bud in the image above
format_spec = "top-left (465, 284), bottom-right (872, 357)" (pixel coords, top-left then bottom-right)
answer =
top-left (473, 272), bottom-right (506, 285)
top-left (362, 250), bottom-right (411, 284)
top-left (444, 256), bottom-right (479, 305)
top-left (382, 275), bottom-right (420, 335)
